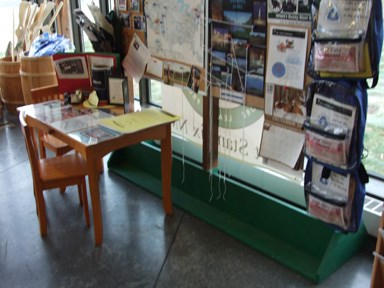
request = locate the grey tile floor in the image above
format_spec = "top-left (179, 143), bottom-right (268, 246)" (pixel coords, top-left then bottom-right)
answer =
top-left (0, 110), bottom-right (376, 288)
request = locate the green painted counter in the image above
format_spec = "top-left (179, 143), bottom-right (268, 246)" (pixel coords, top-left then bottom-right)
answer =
top-left (107, 141), bottom-right (368, 283)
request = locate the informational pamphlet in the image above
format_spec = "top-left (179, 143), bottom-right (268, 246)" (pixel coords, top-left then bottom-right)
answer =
top-left (305, 93), bottom-right (356, 167)
top-left (266, 25), bottom-right (308, 90)
top-left (310, 93), bottom-right (356, 153)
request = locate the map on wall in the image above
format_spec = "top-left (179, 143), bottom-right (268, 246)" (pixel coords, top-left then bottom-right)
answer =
top-left (144, 0), bottom-right (205, 68)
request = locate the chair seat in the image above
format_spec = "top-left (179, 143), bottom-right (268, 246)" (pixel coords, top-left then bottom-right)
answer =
top-left (39, 153), bottom-right (88, 182)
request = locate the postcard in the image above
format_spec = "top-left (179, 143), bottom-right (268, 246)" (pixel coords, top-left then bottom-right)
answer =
top-left (146, 57), bottom-right (163, 79)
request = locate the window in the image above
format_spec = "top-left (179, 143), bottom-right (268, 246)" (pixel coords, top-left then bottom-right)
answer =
top-left (151, 4), bottom-right (384, 202)
top-left (0, 1), bottom-right (18, 59)
top-left (365, 53), bottom-right (384, 178)
top-left (1, 0), bottom-right (382, 184)
top-left (149, 80), bottom-right (162, 106)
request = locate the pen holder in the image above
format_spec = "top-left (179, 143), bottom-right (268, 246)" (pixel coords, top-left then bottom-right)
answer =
top-left (91, 65), bottom-right (111, 106)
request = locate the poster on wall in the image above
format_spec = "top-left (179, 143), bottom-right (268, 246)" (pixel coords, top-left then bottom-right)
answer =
top-left (209, 0), bottom-right (267, 108)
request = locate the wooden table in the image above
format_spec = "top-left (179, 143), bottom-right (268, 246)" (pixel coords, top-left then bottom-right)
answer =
top-left (20, 102), bottom-right (177, 246)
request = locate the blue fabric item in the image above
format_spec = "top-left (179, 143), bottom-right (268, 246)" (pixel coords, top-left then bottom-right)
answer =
top-left (28, 33), bottom-right (73, 57)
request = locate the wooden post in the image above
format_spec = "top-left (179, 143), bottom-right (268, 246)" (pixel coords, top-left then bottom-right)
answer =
top-left (202, 95), bottom-right (218, 170)
top-left (55, 0), bottom-right (73, 43)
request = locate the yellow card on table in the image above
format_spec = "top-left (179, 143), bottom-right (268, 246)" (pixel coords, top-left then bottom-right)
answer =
top-left (98, 108), bottom-right (180, 134)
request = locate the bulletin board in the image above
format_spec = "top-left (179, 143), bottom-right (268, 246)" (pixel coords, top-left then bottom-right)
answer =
top-left (116, 0), bottom-right (314, 170)
top-left (118, 0), bottom-right (207, 93)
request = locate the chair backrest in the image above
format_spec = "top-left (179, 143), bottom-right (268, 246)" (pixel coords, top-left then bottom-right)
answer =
top-left (19, 112), bottom-right (42, 188)
top-left (30, 84), bottom-right (61, 104)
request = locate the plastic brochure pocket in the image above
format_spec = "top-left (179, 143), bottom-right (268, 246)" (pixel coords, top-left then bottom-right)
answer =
top-left (305, 183), bottom-right (353, 230)
top-left (313, 37), bottom-right (365, 74)
top-left (304, 82), bottom-right (362, 171)
top-left (305, 163), bottom-right (355, 230)
top-left (306, 0), bottom-right (383, 87)
top-left (303, 119), bottom-right (349, 168)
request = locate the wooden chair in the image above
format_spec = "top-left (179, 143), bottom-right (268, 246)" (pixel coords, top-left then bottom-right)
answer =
top-left (19, 111), bottom-right (90, 236)
top-left (29, 85), bottom-right (104, 176)
top-left (30, 84), bottom-right (73, 159)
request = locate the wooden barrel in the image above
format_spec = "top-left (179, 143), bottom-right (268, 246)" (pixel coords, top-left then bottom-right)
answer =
top-left (0, 57), bottom-right (24, 114)
top-left (20, 56), bottom-right (58, 104)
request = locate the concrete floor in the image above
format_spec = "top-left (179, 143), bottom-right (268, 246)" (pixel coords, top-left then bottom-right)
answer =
top-left (0, 110), bottom-right (376, 288)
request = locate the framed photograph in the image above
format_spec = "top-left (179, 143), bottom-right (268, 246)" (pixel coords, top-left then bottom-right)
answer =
top-left (133, 15), bottom-right (146, 31)
top-left (120, 13), bottom-right (130, 28)
top-left (118, 0), bottom-right (127, 11)
top-left (130, 0), bottom-right (140, 12)
top-left (108, 77), bottom-right (127, 105)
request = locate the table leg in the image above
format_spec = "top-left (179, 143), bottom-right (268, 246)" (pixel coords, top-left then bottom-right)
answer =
top-left (161, 124), bottom-right (173, 215)
top-left (87, 155), bottom-right (103, 246)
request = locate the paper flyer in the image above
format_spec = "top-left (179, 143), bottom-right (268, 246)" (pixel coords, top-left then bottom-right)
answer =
top-left (122, 33), bottom-right (151, 81)
top-left (259, 121), bottom-right (304, 168)
top-left (98, 108), bottom-right (180, 134)
top-left (266, 25), bottom-right (308, 90)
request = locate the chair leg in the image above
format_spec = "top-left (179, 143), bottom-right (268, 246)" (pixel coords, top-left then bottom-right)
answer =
top-left (77, 184), bottom-right (83, 206)
top-left (79, 178), bottom-right (90, 227)
top-left (33, 186), bottom-right (38, 215)
top-left (56, 151), bottom-right (67, 193)
top-left (35, 188), bottom-right (47, 236)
